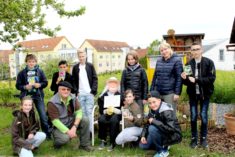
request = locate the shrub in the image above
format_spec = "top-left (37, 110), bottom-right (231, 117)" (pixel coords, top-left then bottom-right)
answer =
top-left (0, 88), bottom-right (14, 106)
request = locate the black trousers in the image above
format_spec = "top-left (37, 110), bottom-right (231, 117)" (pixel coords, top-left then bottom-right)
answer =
top-left (98, 114), bottom-right (121, 144)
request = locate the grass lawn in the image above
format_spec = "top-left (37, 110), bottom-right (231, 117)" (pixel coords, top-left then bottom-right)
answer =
top-left (0, 71), bottom-right (235, 156)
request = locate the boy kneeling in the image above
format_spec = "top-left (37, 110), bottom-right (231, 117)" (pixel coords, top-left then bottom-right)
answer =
top-left (139, 91), bottom-right (182, 157)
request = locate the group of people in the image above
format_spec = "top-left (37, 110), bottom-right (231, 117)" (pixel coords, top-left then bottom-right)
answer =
top-left (11, 41), bottom-right (216, 157)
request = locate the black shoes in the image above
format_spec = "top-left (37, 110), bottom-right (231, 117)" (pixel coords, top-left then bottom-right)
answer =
top-left (200, 137), bottom-right (208, 149)
top-left (190, 137), bottom-right (198, 149)
top-left (98, 140), bottom-right (107, 150)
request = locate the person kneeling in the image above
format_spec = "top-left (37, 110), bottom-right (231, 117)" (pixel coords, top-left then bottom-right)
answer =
top-left (47, 81), bottom-right (93, 152)
top-left (139, 91), bottom-right (182, 157)
top-left (115, 89), bottom-right (143, 147)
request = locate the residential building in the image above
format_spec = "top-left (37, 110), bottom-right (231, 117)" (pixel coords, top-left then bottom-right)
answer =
top-left (79, 39), bottom-right (131, 74)
top-left (203, 38), bottom-right (235, 71)
top-left (9, 36), bottom-right (77, 78)
top-left (135, 48), bottom-right (148, 58)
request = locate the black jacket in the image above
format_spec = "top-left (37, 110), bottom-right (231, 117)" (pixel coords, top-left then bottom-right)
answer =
top-left (141, 102), bottom-right (182, 146)
top-left (50, 72), bottom-right (73, 94)
top-left (182, 57), bottom-right (216, 99)
top-left (150, 53), bottom-right (183, 95)
top-left (121, 64), bottom-right (148, 100)
top-left (72, 62), bottom-right (98, 95)
top-left (16, 66), bottom-right (48, 99)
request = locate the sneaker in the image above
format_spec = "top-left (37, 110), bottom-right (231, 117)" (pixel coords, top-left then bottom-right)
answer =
top-left (107, 144), bottom-right (115, 152)
top-left (153, 151), bottom-right (169, 157)
top-left (98, 140), bottom-right (107, 150)
top-left (190, 137), bottom-right (198, 149)
top-left (79, 145), bottom-right (94, 152)
top-left (200, 137), bottom-right (208, 149)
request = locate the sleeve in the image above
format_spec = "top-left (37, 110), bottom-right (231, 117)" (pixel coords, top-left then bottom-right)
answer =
top-left (39, 69), bottom-right (48, 89)
top-left (98, 96), bottom-right (105, 115)
top-left (11, 118), bottom-right (33, 150)
top-left (196, 60), bottom-right (216, 85)
top-left (141, 69), bottom-right (149, 100)
top-left (90, 65), bottom-right (98, 96)
top-left (151, 110), bottom-right (177, 134)
top-left (15, 71), bottom-right (26, 91)
top-left (174, 59), bottom-right (183, 95)
top-left (50, 72), bottom-right (58, 92)
top-left (120, 70), bottom-right (126, 100)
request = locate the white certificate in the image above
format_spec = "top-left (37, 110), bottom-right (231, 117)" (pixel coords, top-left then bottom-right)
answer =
top-left (104, 95), bottom-right (120, 108)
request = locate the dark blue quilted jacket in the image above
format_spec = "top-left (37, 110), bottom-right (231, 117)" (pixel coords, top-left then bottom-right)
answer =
top-left (150, 53), bottom-right (183, 95)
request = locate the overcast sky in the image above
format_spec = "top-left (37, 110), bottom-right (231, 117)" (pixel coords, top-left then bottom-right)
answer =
top-left (0, 0), bottom-right (235, 49)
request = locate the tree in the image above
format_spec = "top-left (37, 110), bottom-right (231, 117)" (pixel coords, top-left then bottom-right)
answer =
top-left (0, 0), bottom-right (85, 44)
top-left (147, 39), bottom-right (161, 55)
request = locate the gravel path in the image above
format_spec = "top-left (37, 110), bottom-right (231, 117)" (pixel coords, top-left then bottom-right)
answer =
top-left (209, 103), bottom-right (235, 126)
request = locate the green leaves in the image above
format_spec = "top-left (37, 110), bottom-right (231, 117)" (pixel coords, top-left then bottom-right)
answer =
top-left (0, 0), bottom-right (86, 44)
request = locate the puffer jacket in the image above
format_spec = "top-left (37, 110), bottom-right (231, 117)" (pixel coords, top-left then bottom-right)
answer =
top-left (150, 53), bottom-right (183, 95)
top-left (182, 57), bottom-right (216, 99)
top-left (11, 109), bottom-right (40, 154)
top-left (121, 64), bottom-right (148, 100)
top-left (141, 102), bottom-right (182, 146)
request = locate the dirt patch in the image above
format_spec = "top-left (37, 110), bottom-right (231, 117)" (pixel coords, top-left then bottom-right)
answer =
top-left (208, 127), bottom-right (235, 154)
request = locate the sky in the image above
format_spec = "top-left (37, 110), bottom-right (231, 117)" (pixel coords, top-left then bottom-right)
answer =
top-left (0, 0), bottom-right (235, 49)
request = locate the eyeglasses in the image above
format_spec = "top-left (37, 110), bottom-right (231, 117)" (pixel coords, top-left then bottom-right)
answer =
top-left (59, 88), bottom-right (71, 91)
top-left (191, 48), bottom-right (201, 51)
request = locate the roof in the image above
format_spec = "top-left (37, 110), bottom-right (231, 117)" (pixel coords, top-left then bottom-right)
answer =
top-left (229, 17), bottom-right (235, 44)
top-left (135, 48), bottom-right (148, 58)
top-left (17, 36), bottom-right (68, 52)
top-left (84, 39), bottom-right (130, 52)
top-left (203, 39), bottom-right (228, 53)
top-left (163, 33), bottom-right (205, 39)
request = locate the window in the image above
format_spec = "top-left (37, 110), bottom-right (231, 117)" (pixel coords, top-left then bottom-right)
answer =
top-left (234, 64), bottom-right (235, 70)
top-left (99, 63), bottom-right (102, 67)
top-left (106, 62), bottom-right (109, 66)
top-left (112, 55), bottom-right (115, 59)
top-left (234, 52), bottom-right (235, 61)
top-left (118, 55), bottom-right (121, 59)
top-left (219, 49), bottom-right (224, 61)
top-left (61, 44), bottom-right (67, 49)
top-left (99, 55), bottom-right (103, 59)
top-left (106, 55), bottom-right (109, 58)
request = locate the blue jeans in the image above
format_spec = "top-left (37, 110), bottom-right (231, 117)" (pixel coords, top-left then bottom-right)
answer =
top-left (189, 96), bottom-right (210, 140)
top-left (78, 93), bottom-right (94, 131)
top-left (33, 97), bottom-right (50, 137)
top-left (139, 125), bottom-right (167, 153)
top-left (19, 132), bottom-right (46, 157)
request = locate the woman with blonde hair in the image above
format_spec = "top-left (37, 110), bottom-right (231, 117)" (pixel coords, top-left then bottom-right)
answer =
top-left (150, 42), bottom-right (183, 114)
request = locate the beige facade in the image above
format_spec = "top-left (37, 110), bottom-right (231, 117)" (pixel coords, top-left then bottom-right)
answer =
top-left (9, 36), bottom-right (75, 78)
top-left (80, 39), bottom-right (130, 74)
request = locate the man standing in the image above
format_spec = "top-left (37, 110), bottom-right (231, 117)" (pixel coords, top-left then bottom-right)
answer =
top-left (181, 42), bottom-right (216, 149)
top-left (72, 49), bottom-right (98, 132)
top-left (47, 81), bottom-right (93, 151)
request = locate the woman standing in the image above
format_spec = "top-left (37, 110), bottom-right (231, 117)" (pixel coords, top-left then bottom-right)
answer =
top-left (121, 51), bottom-right (148, 112)
top-left (150, 42), bottom-right (183, 114)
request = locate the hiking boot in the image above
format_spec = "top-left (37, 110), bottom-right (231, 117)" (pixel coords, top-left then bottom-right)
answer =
top-left (190, 137), bottom-right (198, 149)
top-left (79, 145), bottom-right (94, 152)
top-left (153, 150), bottom-right (169, 157)
top-left (98, 140), bottom-right (107, 150)
top-left (107, 144), bottom-right (115, 152)
top-left (200, 137), bottom-right (208, 149)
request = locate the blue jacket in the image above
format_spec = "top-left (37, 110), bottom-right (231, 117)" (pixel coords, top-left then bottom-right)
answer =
top-left (150, 53), bottom-right (183, 95)
top-left (16, 66), bottom-right (48, 99)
